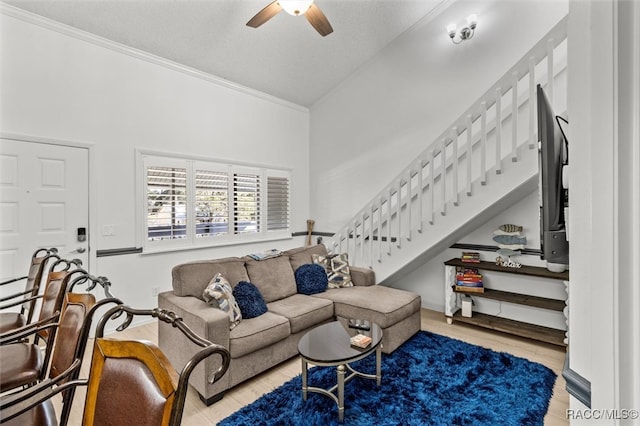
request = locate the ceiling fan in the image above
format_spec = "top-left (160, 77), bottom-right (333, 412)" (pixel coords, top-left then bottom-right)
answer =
top-left (246, 0), bottom-right (333, 37)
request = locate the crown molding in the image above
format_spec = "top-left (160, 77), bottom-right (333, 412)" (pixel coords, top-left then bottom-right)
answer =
top-left (0, 2), bottom-right (309, 114)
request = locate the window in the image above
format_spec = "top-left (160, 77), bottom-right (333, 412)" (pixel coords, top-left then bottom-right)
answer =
top-left (146, 165), bottom-right (187, 241)
top-left (267, 175), bottom-right (290, 232)
top-left (195, 169), bottom-right (229, 238)
top-left (233, 172), bottom-right (260, 234)
top-left (141, 153), bottom-right (290, 251)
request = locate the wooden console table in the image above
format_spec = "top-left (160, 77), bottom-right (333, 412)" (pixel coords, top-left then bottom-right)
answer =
top-left (444, 258), bottom-right (569, 347)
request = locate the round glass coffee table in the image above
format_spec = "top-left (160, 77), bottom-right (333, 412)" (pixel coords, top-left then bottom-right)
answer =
top-left (297, 321), bottom-right (383, 422)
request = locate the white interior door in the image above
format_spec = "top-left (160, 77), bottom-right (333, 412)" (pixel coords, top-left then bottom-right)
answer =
top-left (0, 138), bottom-right (89, 296)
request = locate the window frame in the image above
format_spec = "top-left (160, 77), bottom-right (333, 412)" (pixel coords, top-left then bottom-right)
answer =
top-left (136, 150), bottom-right (291, 253)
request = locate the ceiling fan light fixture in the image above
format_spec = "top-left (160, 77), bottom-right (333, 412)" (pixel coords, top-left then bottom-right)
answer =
top-left (278, 0), bottom-right (314, 16)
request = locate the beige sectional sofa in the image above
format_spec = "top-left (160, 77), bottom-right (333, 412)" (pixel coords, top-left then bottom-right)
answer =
top-left (158, 244), bottom-right (421, 405)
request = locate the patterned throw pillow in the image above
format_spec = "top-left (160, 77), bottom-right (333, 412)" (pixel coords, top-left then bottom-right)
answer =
top-left (203, 273), bottom-right (242, 330)
top-left (233, 281), bottom-right (268, 319)
top-left (312, 253), bottom-right (353, 288)
top-left (295, 263), bottom-right (328, 295)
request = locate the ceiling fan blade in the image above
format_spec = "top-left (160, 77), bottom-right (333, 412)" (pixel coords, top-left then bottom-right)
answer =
top-left (247, 1), bottom-right (283, 28)
top-left (305, 3), bottom-right (333, 36)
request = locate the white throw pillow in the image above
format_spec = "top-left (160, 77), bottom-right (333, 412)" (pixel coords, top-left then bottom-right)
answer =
top-left (203, 273), bottom-right (242, 329)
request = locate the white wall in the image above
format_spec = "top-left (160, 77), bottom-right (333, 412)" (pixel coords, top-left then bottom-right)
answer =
top-left (567, 0), bottom-right (640, 419)
top-left (0, 10), bottom-right (310, 312)
top-left (309, 0), bottom-right (569, 232)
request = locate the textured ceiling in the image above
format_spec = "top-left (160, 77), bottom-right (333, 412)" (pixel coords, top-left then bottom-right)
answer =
top-left (5, 0), bottom-right (448, 107)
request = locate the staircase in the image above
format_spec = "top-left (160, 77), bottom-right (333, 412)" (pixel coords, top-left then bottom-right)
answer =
top-left (325, 17), bottom-right (568, 283)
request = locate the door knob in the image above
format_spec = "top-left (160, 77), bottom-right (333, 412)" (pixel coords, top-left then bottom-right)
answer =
top-left (71, 247), bottom-right (86, 254)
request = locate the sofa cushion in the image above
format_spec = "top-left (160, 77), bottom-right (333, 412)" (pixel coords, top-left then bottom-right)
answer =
top-left (267, 294), bottom-right (334, 334)
top-left (285, 244), bottom-right (329, 272)
top-left (229, 312), bottom-right (291, 358)
top-left (313, 253), bottom-right (353, 288)
top-left (202, 273), bottom-right (242, 329)
top-left (245, 256), bottom-right (297, 303)
top-left (233, 281), bottom-right (268, 319)
top-left (294, 264), bottom-right (328, 295)
top-left (172, 258), bottom-right (249, 298)
top-left (313, 285), bottom-right (421, 329)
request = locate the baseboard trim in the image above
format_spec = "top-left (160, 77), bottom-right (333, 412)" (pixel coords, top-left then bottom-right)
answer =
top-left (563, 351), bottom-right (591, 408)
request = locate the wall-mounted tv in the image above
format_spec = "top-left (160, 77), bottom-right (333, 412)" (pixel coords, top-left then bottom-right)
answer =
top-left (537, 84), bottom-right (569, 272)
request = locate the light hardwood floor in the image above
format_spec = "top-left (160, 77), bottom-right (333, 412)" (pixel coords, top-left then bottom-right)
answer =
top-left (59, 308), bottom-right (569, 425)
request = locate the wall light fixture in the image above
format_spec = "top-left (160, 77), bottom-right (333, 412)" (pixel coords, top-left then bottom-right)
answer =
top-left (447, 14), bottom-right (478, 44)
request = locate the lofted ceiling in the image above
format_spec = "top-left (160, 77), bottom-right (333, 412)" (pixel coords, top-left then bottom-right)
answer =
top-left (4, 0), bottom-right (449, 107)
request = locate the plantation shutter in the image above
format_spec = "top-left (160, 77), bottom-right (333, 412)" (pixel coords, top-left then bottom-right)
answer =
top-left (267, 175), bottom-right (290, 232)
top-left (142, 152), bottom-right (291, 250)
top-left (146, 166), bottom-right (187, 241)
top-left (233, 172), bottom-right (261, 234)
top-left (194, 169), bottom-right (229, 238)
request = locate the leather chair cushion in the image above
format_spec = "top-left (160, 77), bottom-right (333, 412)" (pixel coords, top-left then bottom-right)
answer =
top-left (3, 399), bottom-right (57, 426)
top-left (94, 357), bottom-right (170, 425)
top-left (0, 313), bottom-right (26, 334)
top-left (0, 343), bottom-right (43, 392)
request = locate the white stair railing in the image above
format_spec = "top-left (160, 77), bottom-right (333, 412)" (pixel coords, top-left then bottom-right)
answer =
top-left (327, 16), bottom-right (568, 271)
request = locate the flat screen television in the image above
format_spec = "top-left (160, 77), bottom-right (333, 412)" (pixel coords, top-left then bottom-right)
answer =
top-left (537, 84), bottom-right (569, 272)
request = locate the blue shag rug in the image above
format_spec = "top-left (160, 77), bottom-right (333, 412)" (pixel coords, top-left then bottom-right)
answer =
top-left (218, 331), bottom-right (556, 426)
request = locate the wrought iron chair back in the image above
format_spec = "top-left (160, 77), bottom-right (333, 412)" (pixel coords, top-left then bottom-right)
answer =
top-left (0, 248), bottom-right (59, 333)
top-left (89, 305), bottom-right (231, 426)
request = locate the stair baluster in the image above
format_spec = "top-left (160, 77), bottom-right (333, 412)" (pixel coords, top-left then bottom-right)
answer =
top-left (511, 71), bottom-right (519, 162)
top-left (495, 87), bottom-right (503, 174)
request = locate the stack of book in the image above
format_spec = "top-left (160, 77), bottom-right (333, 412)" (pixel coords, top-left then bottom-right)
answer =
top-left (350, 334), bottom-right (372, 348)
top-left (454, 266), bottom-right (484, 293)
top-left (247, 249), bottom-right (282, 261)
top-left (461, 251), bottom-right (480, 263)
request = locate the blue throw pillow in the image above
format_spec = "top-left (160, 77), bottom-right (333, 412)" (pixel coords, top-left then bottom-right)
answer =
top-left (233, 281), bottom-right (268, 319)
top-left (295, 264), bottom-right (328, 295)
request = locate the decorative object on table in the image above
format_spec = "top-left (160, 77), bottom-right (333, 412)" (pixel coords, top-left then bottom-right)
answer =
top-left (461, 251), bottom-right (480, 263)
top-left (497, 223), bottom-right (523, 233)
top-left (306, 219), bottom-right (315, 246)
top-left (348, 319), bottom-right (371, 331)
top-left (497, 248), bottom-right (521, 257)
top-left (454, 266), bottom-right (484, 293)
top-left (350, 334), bottom-right (372, 348)
top-left (495, 256), bottom-right (522, 268)
top-left (494, 224), bottom-right (525, 267)
top-left (247, 249), bottom-right (282, 261)
top-left (218, 331), bottom-right (557, 426)
top-left (492, 234), bottom-right (527, 246)
top-left (461, 294), bottom-right (473, 317)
